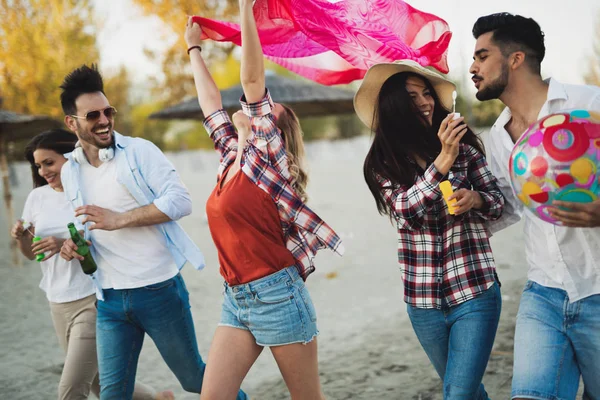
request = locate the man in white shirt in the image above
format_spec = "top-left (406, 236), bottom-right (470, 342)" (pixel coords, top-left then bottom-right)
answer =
top-left (58, 65), bottom-right (247, 400)
top-left (470, 13), bottom-right (600, 400)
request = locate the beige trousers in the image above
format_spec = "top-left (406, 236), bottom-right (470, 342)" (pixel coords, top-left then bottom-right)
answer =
top-left (49, 294), bottom-right (157, 400)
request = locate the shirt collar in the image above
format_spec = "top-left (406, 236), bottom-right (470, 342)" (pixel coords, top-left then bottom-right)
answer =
top-left (545, 77), bottom-right (568, 103)
top-left (113, 131), bottom-right (128, 148)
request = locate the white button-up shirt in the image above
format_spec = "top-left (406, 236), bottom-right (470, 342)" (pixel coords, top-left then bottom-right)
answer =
top-left (487, 78), bottom-right (600, 302)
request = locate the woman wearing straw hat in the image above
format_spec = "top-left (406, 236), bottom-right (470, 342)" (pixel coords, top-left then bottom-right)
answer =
top-left (356, 60), bottom-right (504, 399)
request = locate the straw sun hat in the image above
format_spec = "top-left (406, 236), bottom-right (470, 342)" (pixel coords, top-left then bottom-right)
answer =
top-left (354, 59), bottom-right (456, 129)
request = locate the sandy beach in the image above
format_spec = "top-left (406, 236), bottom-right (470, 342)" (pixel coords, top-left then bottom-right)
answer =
top-left (0, 135), bottom-right (567, 399)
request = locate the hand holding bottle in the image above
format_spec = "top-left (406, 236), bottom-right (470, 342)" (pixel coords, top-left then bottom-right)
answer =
top-left (31, 236), bottom-right (65, 262)
top-left (65, 223), bottom-right (98, 275)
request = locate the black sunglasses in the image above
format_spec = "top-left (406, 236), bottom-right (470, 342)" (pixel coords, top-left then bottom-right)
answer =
top-left (70, 106), bottom-right (117, 122)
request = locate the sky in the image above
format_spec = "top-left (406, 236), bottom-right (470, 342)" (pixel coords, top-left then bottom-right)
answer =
top-left (93, 0), bottom-right (600, 92)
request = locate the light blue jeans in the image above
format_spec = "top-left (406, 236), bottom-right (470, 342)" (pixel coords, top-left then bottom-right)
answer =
top-left (96, 273), bottom-right (247, 400)
top-left (407, 283), bottom-right (501, 400)
top-left (512, 280), bottom-right (600, 400)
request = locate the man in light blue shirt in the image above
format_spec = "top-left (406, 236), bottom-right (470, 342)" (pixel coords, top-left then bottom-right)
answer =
top-left (58, 64), bottom-right (246, 400)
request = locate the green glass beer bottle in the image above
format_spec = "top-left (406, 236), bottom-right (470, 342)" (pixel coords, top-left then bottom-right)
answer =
top-left (67, 223), bottom-right (97, 275)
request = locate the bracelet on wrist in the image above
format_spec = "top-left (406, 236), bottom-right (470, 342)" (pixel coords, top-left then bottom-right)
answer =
top-left (187, 45), bottom-right (202, 55)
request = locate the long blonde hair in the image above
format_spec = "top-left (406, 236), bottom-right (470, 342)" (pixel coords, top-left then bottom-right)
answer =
top-left (277, 104), bottom-right (309, 202)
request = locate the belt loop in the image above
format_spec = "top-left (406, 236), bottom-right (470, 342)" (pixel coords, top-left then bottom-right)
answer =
top-left (286, 266), bottom-right (297, 283)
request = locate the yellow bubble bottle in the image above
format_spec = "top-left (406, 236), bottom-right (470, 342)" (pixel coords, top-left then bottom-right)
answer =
top-left (440, 180), bottom-right (457, 214)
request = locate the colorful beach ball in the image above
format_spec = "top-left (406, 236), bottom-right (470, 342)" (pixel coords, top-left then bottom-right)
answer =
top-left (509, 109), bottom-right (600, 225)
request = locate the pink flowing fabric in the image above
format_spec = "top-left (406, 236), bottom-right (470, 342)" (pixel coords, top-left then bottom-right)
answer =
top-left (193, 0), bottom-right (451, 85)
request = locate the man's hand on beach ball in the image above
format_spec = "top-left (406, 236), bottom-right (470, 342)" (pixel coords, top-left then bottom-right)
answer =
top-left (549, 199), bottom-right (600, 227)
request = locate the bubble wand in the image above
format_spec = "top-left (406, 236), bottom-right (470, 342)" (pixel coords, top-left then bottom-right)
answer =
top-left (23, 221), bottom-right (45, 262)
top-left (452, 90), bottom-right (460, 120)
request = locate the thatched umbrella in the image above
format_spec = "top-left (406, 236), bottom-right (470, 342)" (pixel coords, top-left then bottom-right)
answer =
top-left (150, 74), bottom-right (356, 120)
top-left (0, 108), bottom-right (61, 266)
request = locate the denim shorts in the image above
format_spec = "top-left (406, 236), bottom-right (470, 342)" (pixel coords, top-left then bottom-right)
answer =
top-left (219, 266), bottom-right (318, 346)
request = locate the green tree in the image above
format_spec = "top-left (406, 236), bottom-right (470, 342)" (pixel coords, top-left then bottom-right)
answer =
top-left (132, 0), bottom-right (238, 104)
top-left (0, 1), bottom-right (176, 149)
top-left (130, 102), bottom-right (172, 149)
top-left (0, 0), bottom-right (99, 118)
top-left (471, 99), bottom-right (505, 127)
top-left (104, 66), bottom-right (134, 137)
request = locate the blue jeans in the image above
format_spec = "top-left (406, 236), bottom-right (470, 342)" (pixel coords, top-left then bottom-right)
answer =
top-left (96, 273), bottom-right (247, 400)
top-left (512, 281), bottom-right (600, 400)
top-left (407, 283), bottom-right (501, 400)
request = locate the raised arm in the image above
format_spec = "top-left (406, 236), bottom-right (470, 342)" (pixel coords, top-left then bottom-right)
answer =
top-left (185, 17), bottom-right (222, 116)
top-left (186, 16), bottom-right (238, 157)
top-left (239, 0), bottom-right (265, 103)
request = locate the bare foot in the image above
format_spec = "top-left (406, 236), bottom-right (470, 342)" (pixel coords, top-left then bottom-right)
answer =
top-left (155, 391), bottom-right (175, 400)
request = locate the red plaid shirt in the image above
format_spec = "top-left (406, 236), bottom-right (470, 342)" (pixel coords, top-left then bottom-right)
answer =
top-left (379, 144), bottom-right (504, 309)
top-left (203, 90), bottom-right (344, 280)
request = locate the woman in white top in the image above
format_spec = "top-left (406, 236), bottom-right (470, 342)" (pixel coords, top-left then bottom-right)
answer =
top-left (11, 129), bottom-right (173, 400)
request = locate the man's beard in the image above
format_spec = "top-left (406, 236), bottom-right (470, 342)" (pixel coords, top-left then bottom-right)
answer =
top-left (76, 120), bottom-right (113, 149)
top-left (476, 63), bottom-right (509, 101)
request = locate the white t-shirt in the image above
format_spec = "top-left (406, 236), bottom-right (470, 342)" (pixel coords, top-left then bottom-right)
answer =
top-left (21, 185), bottom-right (95, 303)
top-left (79, 151), bottom-right (177, 289)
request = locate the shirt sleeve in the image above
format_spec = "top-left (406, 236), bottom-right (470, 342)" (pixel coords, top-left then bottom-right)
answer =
top-left (240, 89), bottom-right (291, 180)
top-left (134, 140), bottom-right (193, 221)
top-left (484, 134), bottom-right (523, 234)
top-left (21, 189), bottom-right (37, 228)
top-left (381, 163), bottom-right (445, 231)
top-left (203, 109), bottom-right (238, 160)
top-left (465, 144), bottom-right (505, 221)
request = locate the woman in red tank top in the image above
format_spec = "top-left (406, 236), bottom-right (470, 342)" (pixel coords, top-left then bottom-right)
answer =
top-left (185, 2), bottom-right (344, 399)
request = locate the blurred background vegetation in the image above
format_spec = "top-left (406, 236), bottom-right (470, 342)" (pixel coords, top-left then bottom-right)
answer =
top-left (1, 0), bottom-right (599, 159)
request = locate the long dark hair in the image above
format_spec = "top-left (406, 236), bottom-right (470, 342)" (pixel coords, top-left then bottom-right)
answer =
top-left (363, 72), bottom-right (484, 217)
top-left (24, 129), bottom-right (77, 188)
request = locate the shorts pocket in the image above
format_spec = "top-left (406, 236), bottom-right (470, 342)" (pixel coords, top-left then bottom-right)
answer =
top-left (254, 281), bottom-right (294, 305)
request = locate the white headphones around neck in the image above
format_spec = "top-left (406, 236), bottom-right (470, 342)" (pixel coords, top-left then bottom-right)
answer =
top-left (72, 141), bottom-right (115, 164)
